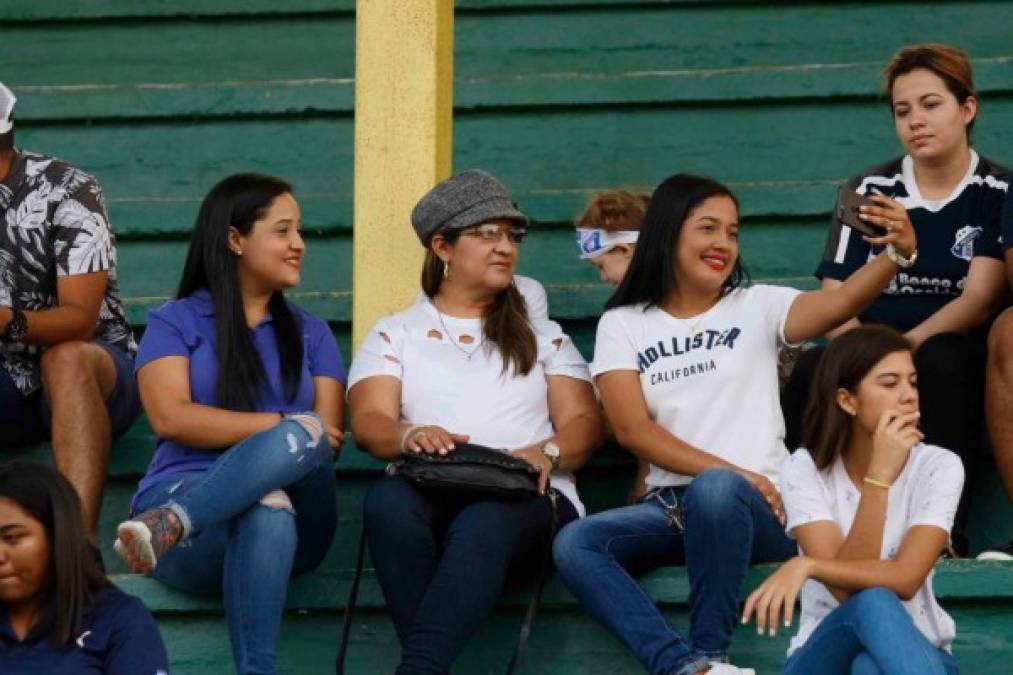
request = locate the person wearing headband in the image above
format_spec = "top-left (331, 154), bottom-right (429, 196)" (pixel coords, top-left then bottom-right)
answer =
top-left (573, 190), bottom-right (653, 503)
top-left (0, 82), bottom-right (140, 565)
top-left (574, 190), bottom-right (649, 286)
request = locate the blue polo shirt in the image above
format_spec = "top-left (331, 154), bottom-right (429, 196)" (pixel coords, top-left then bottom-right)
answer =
top-left (0, 586), bottom-right (168, 674)
top-left (133, 289), bottom-right (346, 500)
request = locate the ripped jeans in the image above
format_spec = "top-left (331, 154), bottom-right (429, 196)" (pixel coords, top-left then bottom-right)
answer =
top-left (131, 417), bottom-right (337, 675)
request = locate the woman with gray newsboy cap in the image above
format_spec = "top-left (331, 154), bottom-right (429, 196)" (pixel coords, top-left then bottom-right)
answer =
top-left (347, 169), bottom-right (604, 673)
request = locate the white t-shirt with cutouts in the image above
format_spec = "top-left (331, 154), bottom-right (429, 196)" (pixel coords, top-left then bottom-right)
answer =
top-left (414, 275), bottom-right (548, 320)
top-left (348, 297), bottom-right (591, 514)
top-left (781, 444), bottom-right (964, 656)
top-left (590, 284), bottom-right (801, 488)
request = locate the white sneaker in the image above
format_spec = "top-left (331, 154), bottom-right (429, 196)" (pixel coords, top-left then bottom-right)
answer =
top-left (707, 663), bottom-right (756, 675)
top-left (976, 540), bottom-right (1013, 561)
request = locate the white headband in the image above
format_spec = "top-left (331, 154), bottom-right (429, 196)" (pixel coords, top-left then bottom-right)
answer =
top-left (576, 228), bottom-right (639, 259)
top-left (0, 83), bottom-right (15, 135)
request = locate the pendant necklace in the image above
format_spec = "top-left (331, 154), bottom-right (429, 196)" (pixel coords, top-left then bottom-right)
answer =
top-left (434, 299), bottom-right (484, 361)
top-left (675, 315), bottom-right (704, 338)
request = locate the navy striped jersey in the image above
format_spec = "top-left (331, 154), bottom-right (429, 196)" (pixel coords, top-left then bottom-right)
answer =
top-left (816, 151), bottom-right (1009, 332)
top-left (1002, 183), bottom-right (1013, 251)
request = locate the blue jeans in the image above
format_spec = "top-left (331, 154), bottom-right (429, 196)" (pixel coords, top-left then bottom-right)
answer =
top-left (784, 587), bottom-right (959, 675)
top-left (132, 419), bottom-right (337, 675)
top-left (364, 473), bottom-right (579, 675)
top-left (553, 468), bottom-right (797, 675)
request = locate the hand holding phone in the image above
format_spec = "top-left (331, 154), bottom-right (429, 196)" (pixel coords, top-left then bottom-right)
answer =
top-left (836, 186), bottom-right (887, 237)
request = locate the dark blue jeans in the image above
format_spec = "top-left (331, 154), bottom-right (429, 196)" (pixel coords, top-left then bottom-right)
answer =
top-left (784, 588), bottom-right (959, 675)
top-left (364, 473), bottom-right (578, 675)
top-left (553, 468), bottom-right (797, 675)
top-left (132, 419), bottom-right (337, 675)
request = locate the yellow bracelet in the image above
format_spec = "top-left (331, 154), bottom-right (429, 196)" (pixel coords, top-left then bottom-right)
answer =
top-left (863, 476), bottom-right (892, 490)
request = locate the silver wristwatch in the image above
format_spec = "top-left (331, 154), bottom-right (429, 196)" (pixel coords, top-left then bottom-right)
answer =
top-left (885, 244), bottom-right (918, 269)
top-left (541, 441), bottom-right (561, 471)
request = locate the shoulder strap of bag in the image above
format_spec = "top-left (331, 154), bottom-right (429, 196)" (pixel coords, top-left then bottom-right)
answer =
top-left (506, 491), bottom-right (558, 675)
top-left (336, 525), bottom-right (368, 675)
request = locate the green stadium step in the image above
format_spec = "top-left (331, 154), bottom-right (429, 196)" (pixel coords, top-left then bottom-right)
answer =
top-left (111, 559), bottom-right (1013, 613)
top-left (144, 603), bottom-right (1013, 674)
top-left (109, 561), bottom-right (1013, 674)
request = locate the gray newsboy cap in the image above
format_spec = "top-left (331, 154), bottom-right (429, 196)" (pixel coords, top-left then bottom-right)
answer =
top-left (411, 169), bottom-right (528, 245)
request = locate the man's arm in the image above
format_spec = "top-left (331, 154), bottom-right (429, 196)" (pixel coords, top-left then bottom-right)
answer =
top-left (0, 270), bottom-right (107, 344)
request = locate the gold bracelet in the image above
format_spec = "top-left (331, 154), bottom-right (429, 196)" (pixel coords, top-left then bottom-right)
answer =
top-left (863, 476), bottom-right (892, 490)
top-left (400, 425), bottom-right (424, 452)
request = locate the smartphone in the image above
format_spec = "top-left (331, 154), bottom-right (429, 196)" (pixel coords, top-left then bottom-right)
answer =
top-left (836, 186), bottom-right (886, 238)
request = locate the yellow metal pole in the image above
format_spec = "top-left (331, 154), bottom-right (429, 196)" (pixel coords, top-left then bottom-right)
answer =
top-left (352, 0), bottom-right (454, 349)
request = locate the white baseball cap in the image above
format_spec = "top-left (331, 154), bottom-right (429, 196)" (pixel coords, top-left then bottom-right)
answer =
top-left (0, 82), bottom-right (16, 135)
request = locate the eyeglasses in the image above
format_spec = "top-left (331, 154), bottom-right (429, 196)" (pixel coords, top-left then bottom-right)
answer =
top-left (460, 223), bottom-right (527, 244)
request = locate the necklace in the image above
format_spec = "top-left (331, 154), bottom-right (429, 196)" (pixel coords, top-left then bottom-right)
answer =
top-left (667, 295), bottom-right (719, 337)
top-left (433, 299), bottom-right (485, 361)
top-left (674, 315), bottom-right (705, 337)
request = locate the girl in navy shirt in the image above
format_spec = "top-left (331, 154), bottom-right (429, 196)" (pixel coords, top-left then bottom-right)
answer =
top-left (0, 460), bottom-right (167, 675)
top-left (114, 174), bottom-right (346, 674)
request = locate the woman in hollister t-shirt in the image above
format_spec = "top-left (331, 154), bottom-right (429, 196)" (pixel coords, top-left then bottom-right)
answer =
top-left (744, 326), bottom-right (961, 675)
top-left (553, 173), bottom-right (917, 675)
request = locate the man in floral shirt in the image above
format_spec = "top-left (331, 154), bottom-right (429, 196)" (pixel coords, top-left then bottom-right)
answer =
top-left (0, 83), bottom-right (139, 551)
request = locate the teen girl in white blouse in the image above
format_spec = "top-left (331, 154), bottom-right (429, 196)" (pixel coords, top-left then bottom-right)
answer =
top-left (744, 325), bottom-right (961, 675)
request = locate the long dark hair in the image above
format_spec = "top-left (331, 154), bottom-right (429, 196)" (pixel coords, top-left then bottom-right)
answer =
top-left (606, 174), bottom-right (749, 310)
top-left (803, 326), bottom-right (913, 469)
top-left (0, 461), bottom-right (108, 647)
top-left (420, 233), bottom-right (536, 376)
top-left (177, 173), bottom-right (304, 411)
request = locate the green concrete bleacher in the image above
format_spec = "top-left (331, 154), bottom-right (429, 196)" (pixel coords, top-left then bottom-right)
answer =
top-left (7, 0), bottom-right (1013, 672)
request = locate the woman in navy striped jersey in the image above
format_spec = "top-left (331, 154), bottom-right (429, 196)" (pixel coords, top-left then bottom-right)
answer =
top-left (783, 44), bottom-right (1008, 558)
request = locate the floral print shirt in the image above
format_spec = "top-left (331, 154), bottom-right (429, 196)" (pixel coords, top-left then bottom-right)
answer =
top-left (0, 150), bottom-right (135, 394)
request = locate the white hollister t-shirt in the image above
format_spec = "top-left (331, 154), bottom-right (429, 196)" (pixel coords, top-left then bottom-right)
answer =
top-left (591, 284), bottom-right (800, 488)
top-left (781, 445), bottom-right (963, 656)
top-left (347, 298), bottom-right (591, 514)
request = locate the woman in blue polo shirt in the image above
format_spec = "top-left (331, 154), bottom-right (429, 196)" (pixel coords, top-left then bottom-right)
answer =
top-left (782, 44), bottom-right (1008, 557)
top-left (113, 173), bottom-right (346, 674)
top-left (0, 460), bottom-right (167, 674)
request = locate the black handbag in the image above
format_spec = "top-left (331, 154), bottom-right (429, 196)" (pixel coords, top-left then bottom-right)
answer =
top-left (336, 443), bottom-right (557, 675)
top-left (393, 443), bottom-right (542, 499)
